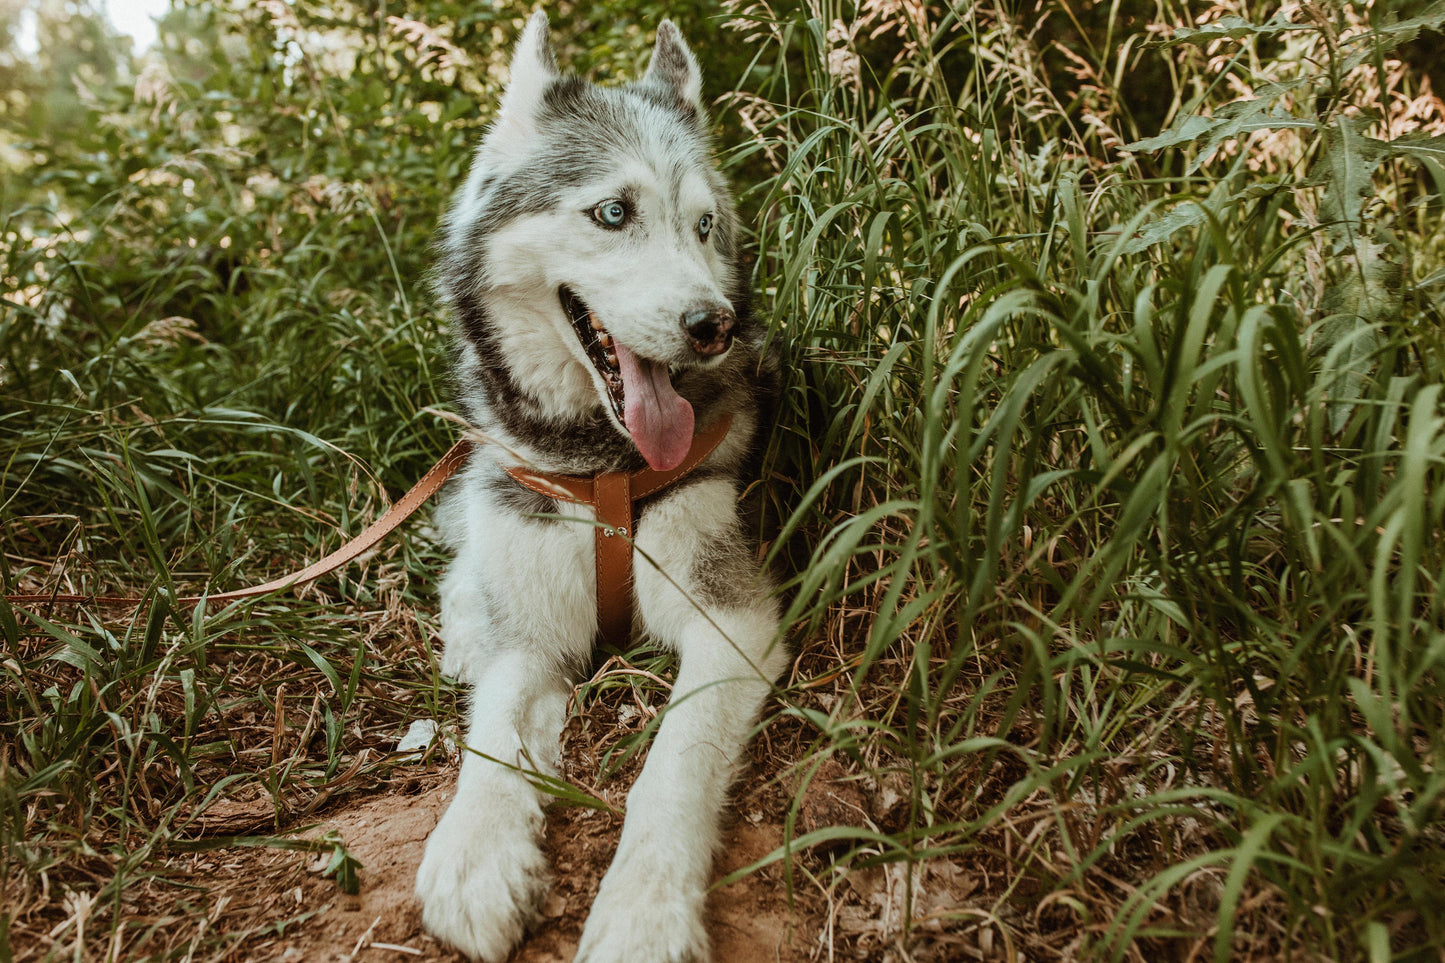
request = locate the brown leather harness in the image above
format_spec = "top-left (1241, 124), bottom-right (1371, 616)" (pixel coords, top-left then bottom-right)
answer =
top-left (501, 412), bottom-right (732, 647)
top-left (6, 416), bottom-right (733, 650)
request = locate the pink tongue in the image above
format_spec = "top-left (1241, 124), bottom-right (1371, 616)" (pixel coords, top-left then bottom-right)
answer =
top-left (613, 341), bottom-right (694, 471)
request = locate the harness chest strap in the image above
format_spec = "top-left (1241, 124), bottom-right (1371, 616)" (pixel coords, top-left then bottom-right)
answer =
top-left (502, 412), bottom-right (734, 648)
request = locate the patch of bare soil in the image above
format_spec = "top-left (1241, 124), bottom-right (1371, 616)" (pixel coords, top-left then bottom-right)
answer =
top-left (228, 768), bottom-right (819, 963)
top-left (6, 703), bottom-right (1007, 963)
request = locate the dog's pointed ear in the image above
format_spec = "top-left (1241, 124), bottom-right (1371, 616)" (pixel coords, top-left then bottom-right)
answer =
top-left (642, 20), bottom-right (703, 114)
top-left (497, 11), bottom-right (558, 127)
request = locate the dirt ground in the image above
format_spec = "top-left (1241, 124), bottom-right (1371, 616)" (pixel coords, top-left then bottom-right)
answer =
top-left (237, 774), bottom-right (817, 963)
top-left (8, 665), bottom-right (996, 962)
top-left (7, 707), bottom-right (1020, 963)
top-left (199, 711), bottom-right (834, 963)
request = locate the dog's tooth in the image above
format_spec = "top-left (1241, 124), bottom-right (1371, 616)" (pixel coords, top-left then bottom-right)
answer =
top-left (598, 332), bottom-right (612, 348)
top-left (589, 313), bottom-right (605, 331)
top-left (605, 351), bottom-right (618, 368)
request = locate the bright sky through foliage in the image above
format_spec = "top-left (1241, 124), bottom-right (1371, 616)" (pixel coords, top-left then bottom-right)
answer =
top-left (105, 0), bottom-right (169, 52)
top-left (13, 0), bottom-right (168, 55)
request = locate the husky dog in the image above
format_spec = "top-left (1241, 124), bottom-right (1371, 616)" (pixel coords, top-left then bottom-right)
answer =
top-left (414, 13), bottom-right (788, 962)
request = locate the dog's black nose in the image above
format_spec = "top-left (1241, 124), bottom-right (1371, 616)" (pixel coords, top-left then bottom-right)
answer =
top-left (683, 307), bottom-right (736, 356)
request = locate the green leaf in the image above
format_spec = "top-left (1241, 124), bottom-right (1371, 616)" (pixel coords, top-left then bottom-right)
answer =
top-left (1119, 202), bottom-right (1209, 254)
top-left (1215, 814), bottom-right (1287, 963)
top-left (1122, 113), bottom-right (1218, 153)
top-left (1157, 13), bottom-right (1308, 45)
top-left (1123, 101), bottom-right (1316, 173)
top-left (1382, 133), bottom-right (1445, 164)
top-left (320, 830), bottom-right (363, 896)
top-left (1317, 117), bottom-right (1389, 238)
top-left (1339, 2), bottom-right (1445, 70)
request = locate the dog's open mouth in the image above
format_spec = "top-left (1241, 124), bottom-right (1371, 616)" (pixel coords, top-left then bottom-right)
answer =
top-left (562, 286), bottom-right (626, 420)
top-left (560, 286), bottom-right (695, 471)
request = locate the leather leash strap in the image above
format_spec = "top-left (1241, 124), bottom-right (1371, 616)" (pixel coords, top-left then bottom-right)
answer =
top-left (7, 415), bottom-right (733, 641)
top-left (503, 413), bottom-right (733, 648)
top-left (5, 440), bottom-right (474, 610)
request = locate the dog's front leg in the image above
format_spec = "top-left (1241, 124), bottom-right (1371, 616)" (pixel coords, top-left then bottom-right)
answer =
top-left (417, 496), bottom-right (594, 962)
top-left (415, 644), bottom-right (569, 961)
top-left (576, 485), bottom-right (788, 963)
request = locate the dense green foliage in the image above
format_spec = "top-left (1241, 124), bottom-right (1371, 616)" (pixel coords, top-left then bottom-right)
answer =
top-left (741, 0), bottom-right (1445, 956)
top-left (4, 0), bottom-right (1445, 958)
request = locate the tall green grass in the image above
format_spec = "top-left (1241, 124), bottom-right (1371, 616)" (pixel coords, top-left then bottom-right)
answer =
top-left (737, 0), bottom-right (1445, 957)
top-left (4, 0), bottom-right (1445, 958)
top-left (1, 3), bottom-right (473, 954)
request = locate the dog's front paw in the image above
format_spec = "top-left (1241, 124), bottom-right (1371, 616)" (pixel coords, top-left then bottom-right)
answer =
top-left (415, 804), bottom-right (550, 961)
top-left (575, 856), bottom-right (709, 963)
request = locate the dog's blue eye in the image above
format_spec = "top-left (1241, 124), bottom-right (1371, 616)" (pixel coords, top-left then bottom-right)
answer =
top-left (697, 213), bottom-right (713, 241)
top-left (593, 201), bottom-right (627, 228)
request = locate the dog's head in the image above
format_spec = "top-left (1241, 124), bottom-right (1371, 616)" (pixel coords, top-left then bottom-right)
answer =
top-left (445, 14), bottom-right (743, 471)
